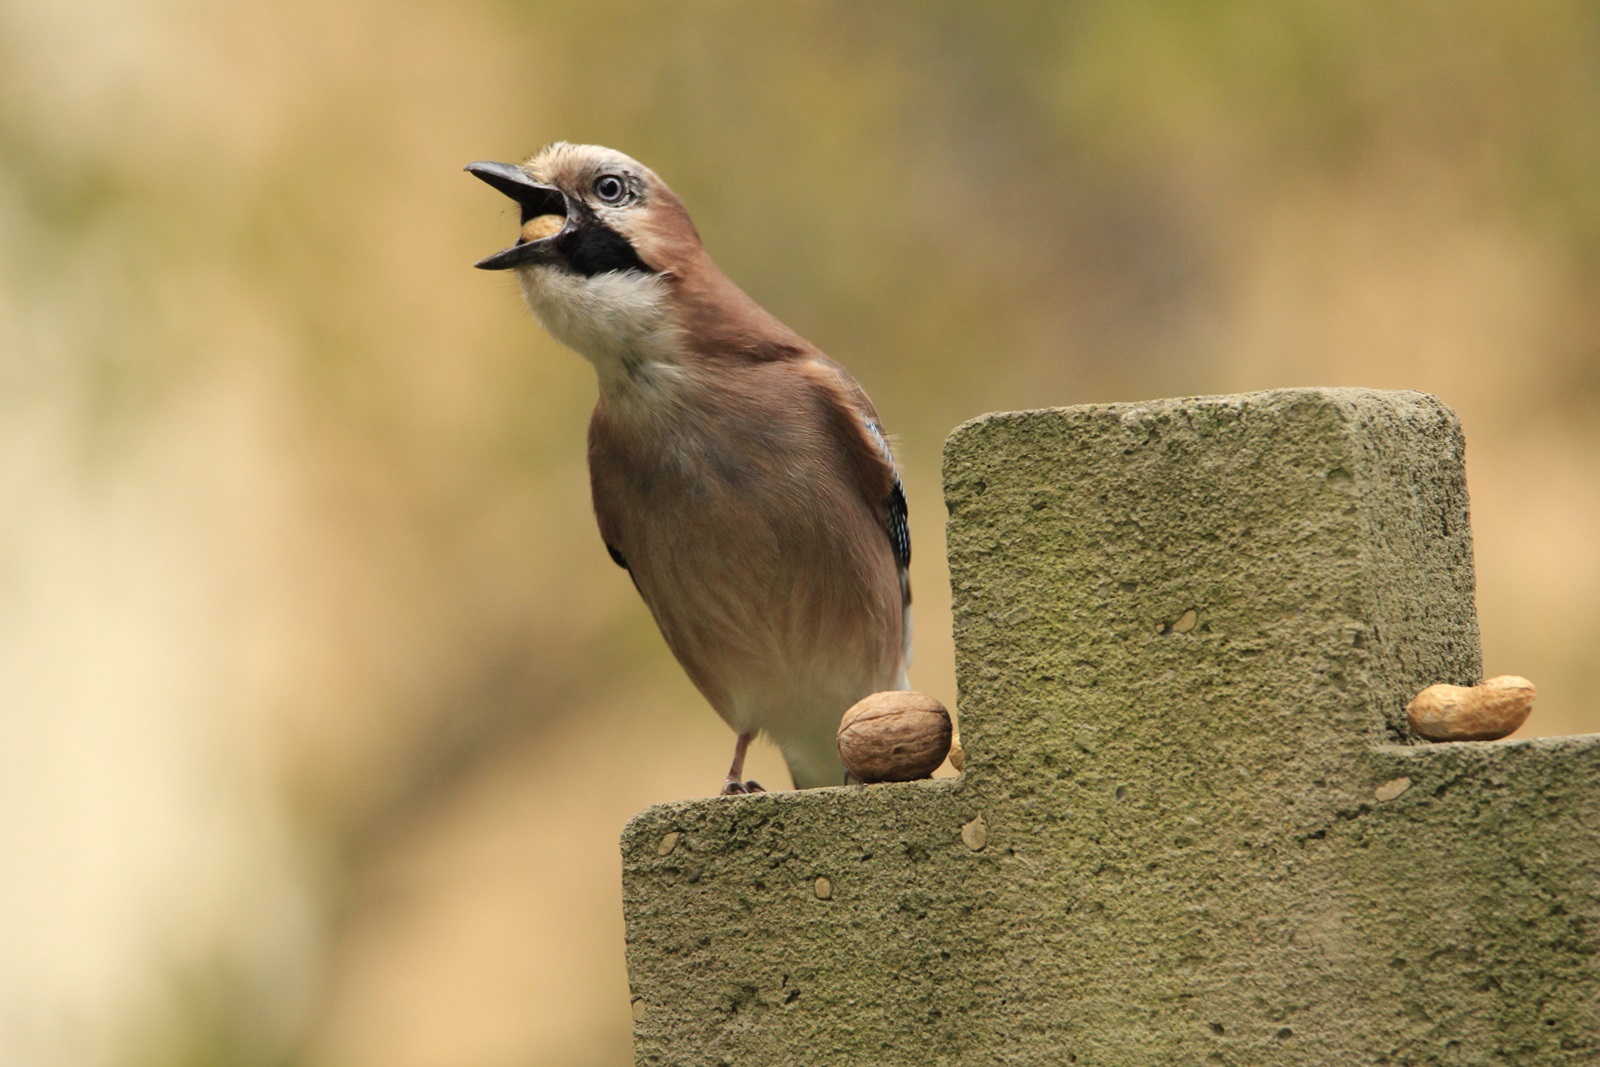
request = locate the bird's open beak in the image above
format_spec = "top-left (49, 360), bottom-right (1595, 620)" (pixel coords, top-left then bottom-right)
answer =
top-left (465, 161), bottom-right (575, 270)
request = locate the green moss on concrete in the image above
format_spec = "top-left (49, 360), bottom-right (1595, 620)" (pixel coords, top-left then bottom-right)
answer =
top-left (621, 389), bottom-right (1599, 1065)
top-left (622, 781), bottom-right (997, 1066)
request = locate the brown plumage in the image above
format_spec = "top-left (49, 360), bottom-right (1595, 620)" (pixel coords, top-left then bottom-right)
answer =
top-left (468, 143), bottom-right (909, 791)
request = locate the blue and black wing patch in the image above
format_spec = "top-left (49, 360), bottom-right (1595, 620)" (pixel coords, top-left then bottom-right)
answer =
top-left (886, 477), bottom-right (910, 569)
top-left (861, 410), bottom-right (913, 677)
top-left (865, 418), bottom-right (911, 570)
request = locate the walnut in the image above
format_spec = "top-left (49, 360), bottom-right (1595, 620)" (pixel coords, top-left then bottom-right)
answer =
top-left (837, 691), bottom-right (952, 783)
top-left (1407, 675), bottom-right (1536, 741)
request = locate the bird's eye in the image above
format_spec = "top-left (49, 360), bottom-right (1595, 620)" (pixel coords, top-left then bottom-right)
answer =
top-left (594, 175), bottom-right (627, 204)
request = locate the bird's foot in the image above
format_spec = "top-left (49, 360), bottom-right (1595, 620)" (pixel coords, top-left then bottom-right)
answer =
top-left (721, 779), bottom-right (765, 796)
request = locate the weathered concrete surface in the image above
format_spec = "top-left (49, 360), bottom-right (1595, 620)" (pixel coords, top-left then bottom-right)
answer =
top-left (621, 389), bottom-right (1600, 1065)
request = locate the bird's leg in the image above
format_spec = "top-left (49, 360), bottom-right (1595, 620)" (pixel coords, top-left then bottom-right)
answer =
top-left (721, 733), bottom-right (765, 795)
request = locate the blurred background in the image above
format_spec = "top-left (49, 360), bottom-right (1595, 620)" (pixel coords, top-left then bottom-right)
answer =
top-left (2, 2), bottom-right (1597, 1064)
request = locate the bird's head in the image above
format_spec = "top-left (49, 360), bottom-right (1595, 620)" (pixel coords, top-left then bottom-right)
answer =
top-left (467, 142), bottom-right (697, 276)
top-left (467, 143), bottom-right (704, 368)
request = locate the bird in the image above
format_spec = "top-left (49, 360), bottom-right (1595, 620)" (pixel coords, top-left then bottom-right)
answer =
top-left (465, 143), bottom-right (911, 794)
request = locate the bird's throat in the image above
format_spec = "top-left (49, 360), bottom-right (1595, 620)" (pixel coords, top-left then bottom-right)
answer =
top-left (517, 267), bottom-right (682, 374)
top-left (517, 266), bottom-right (696, 420)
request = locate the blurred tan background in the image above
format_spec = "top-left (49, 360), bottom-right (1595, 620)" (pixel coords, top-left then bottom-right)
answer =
top-left (2, 2), bottom-right (1597, 1065)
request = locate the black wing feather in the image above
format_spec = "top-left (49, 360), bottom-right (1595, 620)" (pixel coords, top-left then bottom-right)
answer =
top-left (864, 418), bottom-right (911, 571)
top-left (886, 477), bottom-right (910, 570)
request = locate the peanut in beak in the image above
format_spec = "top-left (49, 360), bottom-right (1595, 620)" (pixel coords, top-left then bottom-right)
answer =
top-left (520, 214), bottom-right (564, 242)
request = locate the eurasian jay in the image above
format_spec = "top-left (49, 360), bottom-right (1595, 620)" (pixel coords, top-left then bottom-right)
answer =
top-left (467, 143), bottom-right (910, 793)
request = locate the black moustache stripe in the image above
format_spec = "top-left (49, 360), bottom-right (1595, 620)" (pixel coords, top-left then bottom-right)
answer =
top-left (566, 220), bottom-right (653, 277)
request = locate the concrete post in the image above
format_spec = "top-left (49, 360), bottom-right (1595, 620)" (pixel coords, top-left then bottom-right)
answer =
top-left (620, 389), bottom-right (1600, 1066)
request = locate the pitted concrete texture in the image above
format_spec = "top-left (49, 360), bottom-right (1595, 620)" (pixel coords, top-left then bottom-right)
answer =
top-left (620, 389), bottom-right (1600, 1066)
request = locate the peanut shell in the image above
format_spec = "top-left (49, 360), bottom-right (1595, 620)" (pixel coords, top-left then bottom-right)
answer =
top-left (1407, 675), bottom-right (1536, 742)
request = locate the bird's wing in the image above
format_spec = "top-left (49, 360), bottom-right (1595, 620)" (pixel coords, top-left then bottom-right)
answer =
top-left (801, 356), bottom-right (913, 672)
top-left (589, 448), bottom-right (640, 590)
top-left (604, 540), bottom-right (630, 571)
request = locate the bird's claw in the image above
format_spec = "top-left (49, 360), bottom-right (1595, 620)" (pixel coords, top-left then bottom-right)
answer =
top-left (721, 779), bottom-right (765, 796)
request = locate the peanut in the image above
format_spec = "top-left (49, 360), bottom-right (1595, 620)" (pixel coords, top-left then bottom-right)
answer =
top-left (519, 214), bottom-right (564, 242)
top-left (1407, 675), bottom-right (1536, 741)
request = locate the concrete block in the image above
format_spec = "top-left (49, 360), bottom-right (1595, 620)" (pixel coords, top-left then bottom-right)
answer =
top-left (621, 389), bottom-right (1600, 1065)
